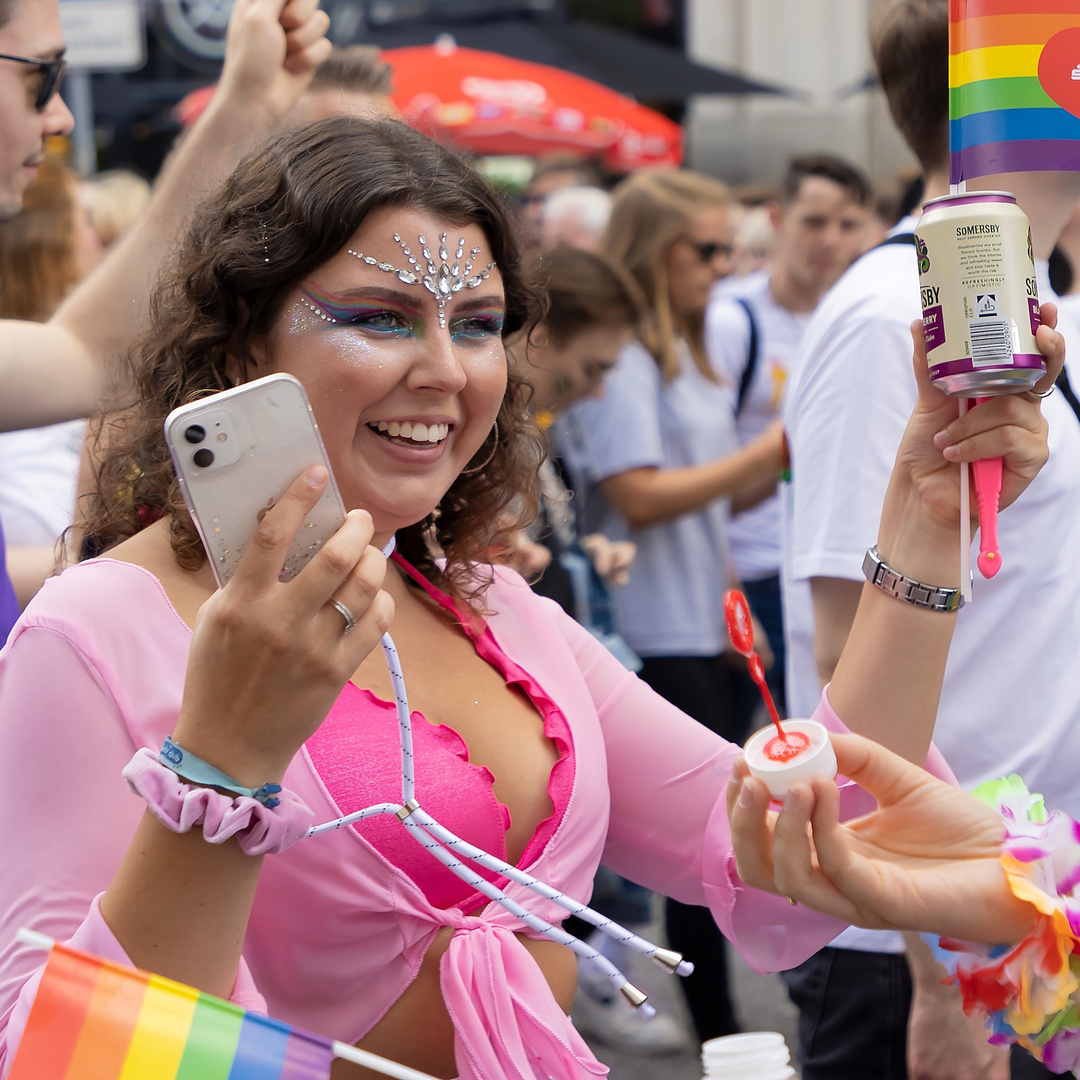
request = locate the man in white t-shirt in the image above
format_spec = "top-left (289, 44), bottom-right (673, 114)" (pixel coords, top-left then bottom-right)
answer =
top-left (782, 2), bottom-right (1080, 1078)
top-left (706, 154), bottom-right (870, 727)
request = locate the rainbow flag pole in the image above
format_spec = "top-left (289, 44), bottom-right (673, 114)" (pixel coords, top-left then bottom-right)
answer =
top-left (11, 929), bottom-right (439, 1080)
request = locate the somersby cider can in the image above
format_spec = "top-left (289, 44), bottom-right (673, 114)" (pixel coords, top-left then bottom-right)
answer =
top-left (915, 191), bottom-right (1043, 395)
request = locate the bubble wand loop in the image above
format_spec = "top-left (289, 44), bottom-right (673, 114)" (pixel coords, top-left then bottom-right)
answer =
top-left (723, 589), bottom-right (783, 735)
top-left (725, 590), bottom-right (811, 763)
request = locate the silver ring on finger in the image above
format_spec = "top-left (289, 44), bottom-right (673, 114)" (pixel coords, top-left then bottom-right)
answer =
top-left (328, 597), bottom-right (357, 635)
top-left (1033, 383), bottom-right (1056, 399)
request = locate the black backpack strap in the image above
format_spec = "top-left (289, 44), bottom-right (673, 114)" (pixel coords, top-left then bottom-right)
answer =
top-left (1056, 363), bottom-right (1080, 427)
top-left (875, 231), bottom-right (916, 249)
top-left (734, 296), bottom-right (760, 415)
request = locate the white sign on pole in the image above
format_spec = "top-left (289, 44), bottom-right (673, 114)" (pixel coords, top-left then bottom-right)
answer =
top-left (59, 0), bottom-right (146, 71)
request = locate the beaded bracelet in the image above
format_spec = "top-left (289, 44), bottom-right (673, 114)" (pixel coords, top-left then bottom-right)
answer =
top-left (925, 775), bottom-right (1080, 1072)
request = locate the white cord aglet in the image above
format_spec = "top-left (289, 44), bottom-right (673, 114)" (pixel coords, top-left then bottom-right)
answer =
top-left (619, 982), bottom-right (648, 1009)
top-left (650, 947), bottom-right (694, 976)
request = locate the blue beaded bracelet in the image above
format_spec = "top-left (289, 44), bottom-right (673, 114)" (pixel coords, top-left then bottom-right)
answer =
top-left (159, 737), bottom-right (282, 808)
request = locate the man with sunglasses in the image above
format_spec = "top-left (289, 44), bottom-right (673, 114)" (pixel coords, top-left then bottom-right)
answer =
top-left (0, 0), bottom-right (72, 221)
top-left (0, 0), bottom-right (332, 641)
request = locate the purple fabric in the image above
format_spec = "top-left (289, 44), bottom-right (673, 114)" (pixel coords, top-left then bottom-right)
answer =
top-left (0, 519), bottom-right (17, 647)
top-left (951, 140), bottom-right (1080, 184)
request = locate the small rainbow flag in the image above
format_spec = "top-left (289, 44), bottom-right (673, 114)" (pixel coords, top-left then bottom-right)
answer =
top-left (7, 940), bottom-right (334, 1080)
top-left (950, 0), bottom-right (1080, 183)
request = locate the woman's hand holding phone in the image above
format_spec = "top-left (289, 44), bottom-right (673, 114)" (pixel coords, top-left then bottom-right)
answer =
top-left (171, 466), bottom-right (394, 788)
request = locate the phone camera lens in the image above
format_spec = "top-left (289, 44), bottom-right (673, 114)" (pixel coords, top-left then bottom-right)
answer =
top-left (184, 424), bottom-right (206, 444)
top-left (193, 448), bottom-right (214, 468)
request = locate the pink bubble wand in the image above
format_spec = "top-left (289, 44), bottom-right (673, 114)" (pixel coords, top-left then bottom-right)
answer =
top-left (724, 590), bottom-right (810, 760)
top-left (971, 396), bottom-right (1003, 579)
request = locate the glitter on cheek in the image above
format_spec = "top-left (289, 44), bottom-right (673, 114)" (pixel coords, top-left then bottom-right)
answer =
top-left (282, 301), bottom-right (325, 335)
top-left (321, 328), bottom-right (389, 368)
top-left (466, 342), bottom-right (509, 371)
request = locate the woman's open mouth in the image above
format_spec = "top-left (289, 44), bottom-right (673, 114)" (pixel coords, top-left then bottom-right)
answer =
top-left (368, 420), bottom-right (450, 448)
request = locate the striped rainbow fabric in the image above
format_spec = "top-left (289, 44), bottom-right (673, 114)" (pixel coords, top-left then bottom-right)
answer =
top-left (950, 0), bottom-right (1080, 183)
top-left (7, 941), bottom-right (334, 1080)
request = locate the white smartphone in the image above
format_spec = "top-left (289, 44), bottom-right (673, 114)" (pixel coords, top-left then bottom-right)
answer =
top-left (164, 373), bottom-right (346, 588)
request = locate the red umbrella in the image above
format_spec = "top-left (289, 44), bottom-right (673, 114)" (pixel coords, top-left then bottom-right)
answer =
top-left (384, 41), bottom-right (682, 171)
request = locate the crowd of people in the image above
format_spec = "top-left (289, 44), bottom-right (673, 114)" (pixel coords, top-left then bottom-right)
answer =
top-left (2, 0), bottom-right (1080, 1079)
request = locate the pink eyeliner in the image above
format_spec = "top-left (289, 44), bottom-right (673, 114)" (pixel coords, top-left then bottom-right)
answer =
top-left (300, 280), bottom-right (423, 323)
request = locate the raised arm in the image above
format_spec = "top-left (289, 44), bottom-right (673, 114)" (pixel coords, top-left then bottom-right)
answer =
top-left (728, 310), bottom-right (1064, 903)
top-left (824, 311), bottom-right (1062, 763)
top-left (0, 0), bottom-right (331, 431)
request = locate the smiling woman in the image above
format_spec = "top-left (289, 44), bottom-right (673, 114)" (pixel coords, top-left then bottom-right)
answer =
top-left (82, 118), bottom-right (543, 606)
top-left (0, 116), bottom-right (886, 1080)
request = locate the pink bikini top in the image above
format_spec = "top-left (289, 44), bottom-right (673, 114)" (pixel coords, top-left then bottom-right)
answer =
top-left (306, 555), bottom-right (575, 911)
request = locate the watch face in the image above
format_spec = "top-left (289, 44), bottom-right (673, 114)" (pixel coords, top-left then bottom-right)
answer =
top-left (160, 0), bottom-right (234, 60)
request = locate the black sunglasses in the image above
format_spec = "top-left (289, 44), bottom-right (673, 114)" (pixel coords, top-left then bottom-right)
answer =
top-left (683, 239), bottom-right (734, 264)
top-left (0, 52), bottom-right (67, 112)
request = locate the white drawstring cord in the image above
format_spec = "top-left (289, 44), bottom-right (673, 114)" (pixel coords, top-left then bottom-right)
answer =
top-left (305, 539), bottom-right (693, 1009)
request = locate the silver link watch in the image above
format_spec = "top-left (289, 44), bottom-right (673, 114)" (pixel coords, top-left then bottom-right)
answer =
top-left (861, 546), bottom-right (965, 612)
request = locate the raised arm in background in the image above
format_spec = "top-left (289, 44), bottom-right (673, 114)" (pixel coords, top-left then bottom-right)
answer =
top-left (0, 0), bottom-right (331, 432)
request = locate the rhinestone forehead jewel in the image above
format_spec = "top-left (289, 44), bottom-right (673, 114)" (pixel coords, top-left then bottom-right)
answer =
top-left (347, 232), bottom-right (497, 327)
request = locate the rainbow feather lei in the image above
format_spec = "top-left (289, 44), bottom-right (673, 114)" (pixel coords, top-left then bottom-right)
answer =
top-left (925, 775), bottom-right (1080, 1073)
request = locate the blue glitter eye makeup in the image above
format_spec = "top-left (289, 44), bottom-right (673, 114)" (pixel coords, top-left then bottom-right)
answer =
top-left (299, 282), bottom-right (422, 334)
top-left (449, 308), bottom-right (505, 341)
top-left (298, 281), bottom-right (504, 343)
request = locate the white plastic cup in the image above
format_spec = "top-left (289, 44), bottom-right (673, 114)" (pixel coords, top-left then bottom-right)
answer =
top-left (702, 1031), bottom-right (785, 1056)
top-left (744, 718), bottom-right (838, 799)
top-left (703, 1046), bottom-right (788, 1068)
top-left (701, 1032), bottom-right (793, 1079)
top-left (705, 1068), bottom-right (794, 1080)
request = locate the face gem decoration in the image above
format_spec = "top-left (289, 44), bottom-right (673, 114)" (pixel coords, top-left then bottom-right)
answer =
top-left (348, 232), bottom-right (497, 328)
top-left (299, 296), bottom-right (337, 323)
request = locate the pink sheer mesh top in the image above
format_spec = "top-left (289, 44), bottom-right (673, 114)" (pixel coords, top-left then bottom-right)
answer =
top-left (307, 554), bottom-right (575, 911)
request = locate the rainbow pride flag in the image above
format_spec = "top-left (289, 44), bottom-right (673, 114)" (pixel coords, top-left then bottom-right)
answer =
top-left (950, 0), bottom-right (1080, 182)
top-left (7, 941), bottom-right (334, 1080)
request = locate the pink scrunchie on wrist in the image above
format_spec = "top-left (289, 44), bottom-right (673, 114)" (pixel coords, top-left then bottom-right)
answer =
top-left (123, 748), bottom-right (314, 855)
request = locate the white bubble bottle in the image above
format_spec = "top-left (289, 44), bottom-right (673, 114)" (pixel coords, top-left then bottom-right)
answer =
top-left (701, 1031), bottom-right (795, 1080)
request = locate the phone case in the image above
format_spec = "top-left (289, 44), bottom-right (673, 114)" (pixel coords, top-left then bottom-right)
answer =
top-left (164, 373), bottom-right (346, 588)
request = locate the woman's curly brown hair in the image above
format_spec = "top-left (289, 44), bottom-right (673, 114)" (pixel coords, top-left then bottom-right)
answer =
top-left (81, 116), bottom-right (546, 607)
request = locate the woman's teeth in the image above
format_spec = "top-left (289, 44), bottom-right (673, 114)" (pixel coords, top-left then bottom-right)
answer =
top-left (370, 420), bottom-right (449, 444)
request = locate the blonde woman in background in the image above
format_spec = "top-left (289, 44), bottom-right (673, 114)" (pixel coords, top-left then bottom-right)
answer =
top-left (81, 169), bottom-right (151, 250)
top-left (553, 169), bottom-right (784, 1046)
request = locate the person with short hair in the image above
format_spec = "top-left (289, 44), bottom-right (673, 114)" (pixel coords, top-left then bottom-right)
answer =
top-left (781, 1), bottom-right (1080, 1076)
top-left (540, 187), bottom-right (613, 253)
top-left (286, 43), bottom-right (398, 123)
top-left (706, 152), bottom-right (872, 730)
top-left (519, 155), bottom-right (605, 257)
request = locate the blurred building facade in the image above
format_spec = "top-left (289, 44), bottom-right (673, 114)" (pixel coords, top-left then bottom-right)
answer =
top-left (686, 0), bottom-right (914, 183)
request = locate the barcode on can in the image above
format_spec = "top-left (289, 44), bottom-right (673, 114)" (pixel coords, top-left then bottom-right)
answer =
top-left (968, 318), bottom-right (1013, 367)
